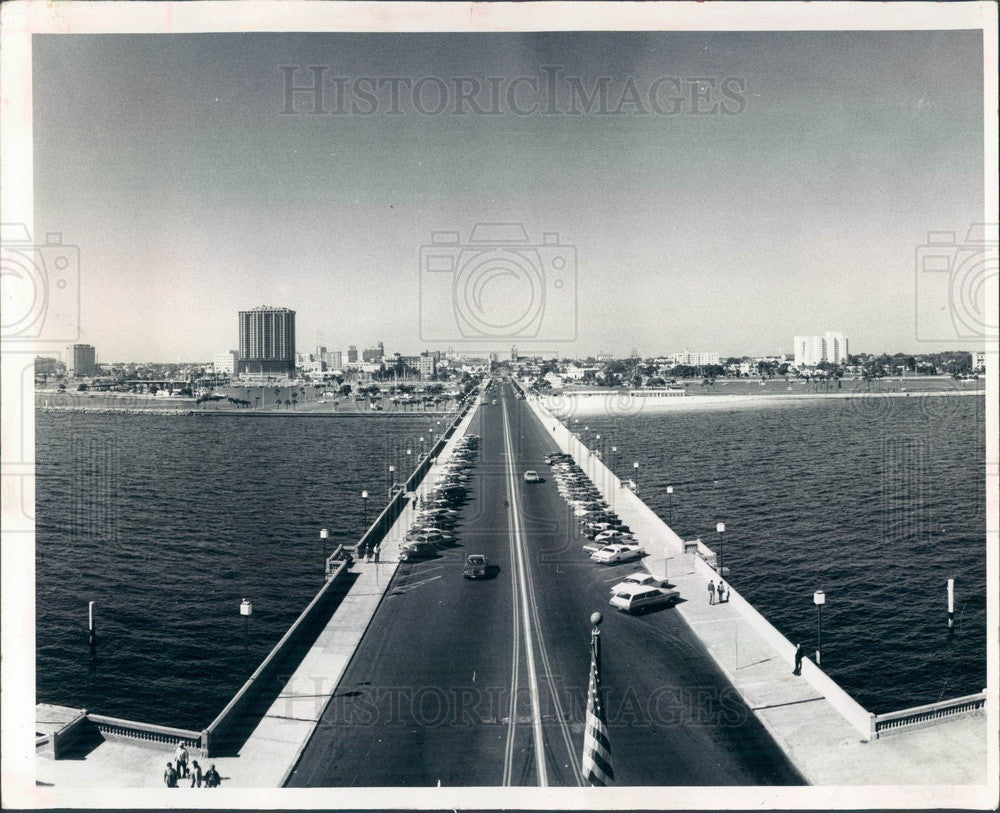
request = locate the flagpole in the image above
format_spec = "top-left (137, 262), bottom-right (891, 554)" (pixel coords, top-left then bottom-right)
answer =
top-left (582, 610), bottom-right (614, 787)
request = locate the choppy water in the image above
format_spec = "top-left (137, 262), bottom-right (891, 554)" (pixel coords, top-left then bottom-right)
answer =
top-left (35, 413), bottom-right (446, 730)
top-left (581, 394), bottom-right (987, 713)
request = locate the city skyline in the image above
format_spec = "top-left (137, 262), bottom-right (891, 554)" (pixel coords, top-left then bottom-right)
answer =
top-left (31, 31), bottom-right (985, 362)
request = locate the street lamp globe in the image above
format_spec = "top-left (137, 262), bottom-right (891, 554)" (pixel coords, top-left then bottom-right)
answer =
top-left (813, 590), bottom-right (826, 606)
top-left (716, 522), bottom-right (725, 534)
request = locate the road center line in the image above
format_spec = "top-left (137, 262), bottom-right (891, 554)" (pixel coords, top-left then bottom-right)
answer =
top-left (502, 386), bottom-right (549, 787)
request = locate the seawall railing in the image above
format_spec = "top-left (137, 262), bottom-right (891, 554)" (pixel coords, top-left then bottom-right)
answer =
top-left (873, 691), bottom-right (986, 738)
top-left (88, 714), bottom-right (206, 756)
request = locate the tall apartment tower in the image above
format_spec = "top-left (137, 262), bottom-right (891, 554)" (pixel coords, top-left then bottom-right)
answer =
top-left (238, 307), bottom-right (296, 375)
top-left (824, 331), bottom-right (849, 363)
top-left (71, 343), bottom-right (97, 376)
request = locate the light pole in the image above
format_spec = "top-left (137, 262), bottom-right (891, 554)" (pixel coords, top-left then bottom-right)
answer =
top-left (320, 527), bottom-right (329, 570)
top-left (611, 445), bottom-right (617, 476)
top-left (813, 590), bottom-right (826, 665)
top-left (633, 461), bottom-right (639, 494)
top-left (716, 522), bottom-right (725, 575)
top-left (361, 490), bottom-right (369, 527)
top-left (388, 464), bottom-right (396, 497)
top-left (419, 436), bottom-right (426, 458)
top-left (240, 597), bottom-right (253, 653)
top-left (667, 486), bottom-right (674, 526)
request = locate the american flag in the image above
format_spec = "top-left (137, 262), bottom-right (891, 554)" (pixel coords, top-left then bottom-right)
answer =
top-left (581, 627), bottom-right (614, 786)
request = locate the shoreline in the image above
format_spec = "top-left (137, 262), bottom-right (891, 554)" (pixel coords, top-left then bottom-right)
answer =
top-left (541, 387), bottom-right (985, 415)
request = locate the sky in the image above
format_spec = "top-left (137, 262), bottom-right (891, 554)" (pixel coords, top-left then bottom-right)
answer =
top-left (32, 30), bottom-right (985, 362)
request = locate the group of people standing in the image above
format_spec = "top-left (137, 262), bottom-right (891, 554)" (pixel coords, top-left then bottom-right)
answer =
top-left (162, 742), bottom-right (220, 788)
top-left (707, 579), bottom-right (729, 605)
top-left (364, 543), bottom-right (381, 563)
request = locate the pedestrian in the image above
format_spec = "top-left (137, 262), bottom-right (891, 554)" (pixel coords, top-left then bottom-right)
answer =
top-left (708, 581), bottom-right (716, 605)
top-left (189, 759), bottom-right (203, 788)
top-left (204, 763), bottom-right (221, 788)
top-left (373, 543), bottom-right (381, 564)
top-left (174, 741), bottom-right (189, 778)
top-left (365, 545), bottom-right (373, 563)
top-left (793, 643), bottom-right (804, 676)
top-left (163, 762), bottom-right (178, 788)
top-left (718, 581), bottom-right (728, 603)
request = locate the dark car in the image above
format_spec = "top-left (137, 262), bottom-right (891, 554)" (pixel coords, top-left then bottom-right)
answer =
top-left (463, 554), bottom-right (489, 579)
top-left (399, 541), bottom-right (436, 561)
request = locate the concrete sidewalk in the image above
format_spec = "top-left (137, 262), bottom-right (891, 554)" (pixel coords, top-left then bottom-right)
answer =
top-left (36, 399), bottom-right (483, 791)
top-left (528, 393), bottom-right (988, 786)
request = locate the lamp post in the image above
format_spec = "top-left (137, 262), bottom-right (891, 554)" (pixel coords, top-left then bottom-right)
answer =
top-left (813, 590), bottom-right (826, 665)
top-left (716, 522), bottom-right (725, 575)
top-left (320, 527), bottom-right (329, 567)
top-left (419, 436), bottom-right (425, 458)
top-left (633, 461), bottom-right (639, 494)
top-left (361, 490), bottom-right (369, 527)
top-left (667, 486), bottom-right (674, 526)
top-left (611, 445), bottom-right (617, 476)
top-left (388, 464), bottom-right (396, 497)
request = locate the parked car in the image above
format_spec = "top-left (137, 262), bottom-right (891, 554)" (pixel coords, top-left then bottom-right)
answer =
top-left (590, 544), bottom-right (643, 564)
top-left (523, 470), bottom-right (542, 483)
top-left (610, 585), bottom-right (680, 614)
top-left (609, 572), bottom-right (667, 594)
top-left (463, 554), bottom-right (489, 579)
top-left (594, 530), bottom-right (637, 545)
top-left (399, 541), bottom-right (436, 561)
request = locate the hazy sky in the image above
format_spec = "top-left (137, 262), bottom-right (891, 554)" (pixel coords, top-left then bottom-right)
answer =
top-left (33, 31), bottom-right (984, 362)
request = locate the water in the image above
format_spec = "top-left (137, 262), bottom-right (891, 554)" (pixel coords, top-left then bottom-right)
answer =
top-left (35, 413), bottom-right (446, 730)
top-left (36, 396), bottom-right (986, 725)
top-left (581, 394), bottom-right (987, 713)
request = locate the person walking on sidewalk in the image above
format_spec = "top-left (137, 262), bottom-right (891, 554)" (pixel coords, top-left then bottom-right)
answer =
top-left (718, 581), bottom-right (728, 603)
top-left (189, 759), bottom-right (203, 788)
top-left (373, 543), bottom-right (381, 564)
top-left (708, 581), bottom-right (716, 605)
top-left (793, 643), bottom-right (805, 675)
top-left (174, 741), bottom-right (189, 778)
top-left (163, 762), bottom-right (178, 788)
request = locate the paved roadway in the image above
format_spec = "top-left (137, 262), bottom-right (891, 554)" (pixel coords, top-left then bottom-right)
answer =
top-left (286, 380), bottom-right (803, 787)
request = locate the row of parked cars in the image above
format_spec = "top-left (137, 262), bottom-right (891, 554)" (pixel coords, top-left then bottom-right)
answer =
top-left (399, 434), bottom-right (480, 562)
top-left (545, 451), bottom-right (680, 614)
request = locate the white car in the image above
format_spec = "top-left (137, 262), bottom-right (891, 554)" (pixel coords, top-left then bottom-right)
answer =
top-left (590, 544), bottom-right (643, 564)
top-left (523, 470), bottom-right (542, 483)
top-left (610, 585), bottom-right (680, 614)
top-left (594, 530), bottom-right (637, 545)
top-left (609, 572), bottom-right (666, 594)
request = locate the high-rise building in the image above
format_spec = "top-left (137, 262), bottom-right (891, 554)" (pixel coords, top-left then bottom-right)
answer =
top-left (213, 350), bottom-right (239, 375)
top-left (794, 332), bottom-right (849, 366)
top-left (418, 353), bottom-right (437, 379)
top-left (330, 350), bottom-right (343, 370)
top-left (70, 343), bottom-right (97, 376)
top-left (347, 345), bottom-right (358, 363)
top-left (363, 342), bottom-right (385, 363)
top-left (238, 307), bottom-right (296, 375)
top-left (824, 331), bottom-right (849, 363)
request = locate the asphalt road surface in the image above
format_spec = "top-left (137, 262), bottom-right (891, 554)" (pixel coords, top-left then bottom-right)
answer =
top-left (286, 379), bottom-right (803, 787)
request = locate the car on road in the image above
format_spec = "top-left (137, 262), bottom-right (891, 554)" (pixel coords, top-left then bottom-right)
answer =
top-left (492, 399), bottom-right (498, 405)
top-left (523, 470), bottom-right (542, 483)
top-left (463, 554), bottom-right (489, 579)
top-left (609, 572), bottom-right (668, 594)
top-left (399, 540), bottom-right (436, 561)
top-left (610, 585), bottom-right (680, 614)
top-left (590, 544), bottom-right (644, 564)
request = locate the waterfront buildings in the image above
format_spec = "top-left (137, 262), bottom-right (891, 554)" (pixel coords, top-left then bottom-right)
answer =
top-left (70, 343), bottom-right (97, 377)
top-left (238, 307), bottom-right (296, 376)
top-left (794, 331), bottom-right (849, 367)
top-left (213, 350), bottom-right (239, 376)
top-left (670, 350), bottom-right (721, 366)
